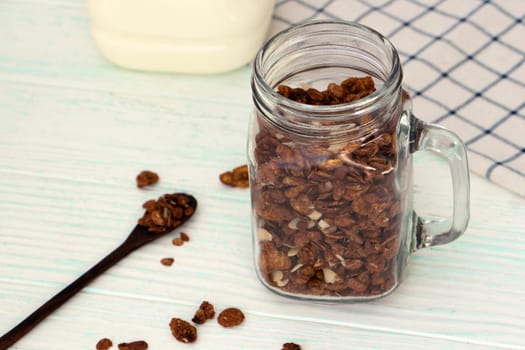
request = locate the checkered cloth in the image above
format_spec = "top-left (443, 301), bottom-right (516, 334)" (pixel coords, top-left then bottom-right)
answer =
top-left (271, 0), bottom-right (525, 197)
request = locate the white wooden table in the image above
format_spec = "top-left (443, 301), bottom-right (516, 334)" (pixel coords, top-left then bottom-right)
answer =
top-left (1, 1), bottom-right (524, 349)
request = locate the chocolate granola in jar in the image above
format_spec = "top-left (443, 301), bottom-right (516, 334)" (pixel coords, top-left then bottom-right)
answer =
top-left (248, 20), bottom-right (470, 301)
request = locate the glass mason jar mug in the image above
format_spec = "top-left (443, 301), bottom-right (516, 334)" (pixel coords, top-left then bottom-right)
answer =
top-left (248, 21), bottom-right (470, 301)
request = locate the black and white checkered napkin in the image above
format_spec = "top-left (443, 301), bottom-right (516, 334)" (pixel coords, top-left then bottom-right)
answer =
top-left (270, 0), bottom-right (525, 197)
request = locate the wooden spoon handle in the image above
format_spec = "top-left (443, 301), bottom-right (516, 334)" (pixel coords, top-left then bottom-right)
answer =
top-left (0, 241), bottom-right (135, 350)
top-left (1, 193), bottom-right (197, 349)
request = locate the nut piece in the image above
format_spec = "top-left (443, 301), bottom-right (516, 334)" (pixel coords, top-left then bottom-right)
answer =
top-left (282, 343), bottom-right (302, 350)
top-left (271, 270), bottom-right (289, 287)
top-left (220, 165), bottom-right (249, 188)
top-left (257, 228), bottom-right (273, 242)
top-left (96, 338), bottom-right (113, 350)
top-left (192, 301), bottom-right (215, 324)
top-left (217, 307), bottom-right (245, 328)
top-left (322, 268), bottom-right (338, 284)
top-left (169, 318), bottom-right (197, 343)
top-left (136, 170), bottom-right (159, 188)
top-left (117, 340), bottom-right (148, 350)
top-left (160, 257), bottom-right (174, 266)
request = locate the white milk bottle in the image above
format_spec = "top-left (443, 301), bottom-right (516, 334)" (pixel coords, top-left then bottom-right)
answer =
top-left (88, 0), bottom-right (275, 73)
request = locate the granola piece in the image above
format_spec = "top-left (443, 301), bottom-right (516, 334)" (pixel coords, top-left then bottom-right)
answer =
top-left (220, 164), bottom-right (249, 188)
top-left (160, 257), bottom-right (174, 266)
top-left (259, 242), bottom-right (292, 274)
top-left (136, 170), bottom-right (159, 188)
top-left (217, 307), bottom-right (245, 328)
top-left (192, 301), bottom-right (215, 324)
top-left (172, 237), bottom-right (184, 246)
top-left (282, 342), bottom-right (302, 350)
top-left (169, 318), bottom-right (197, 343)
top-left (117, 340), bottom-right (148, 350)
top-left (180, 232), bottom-right (190, 242)
top-left (96, 338), bottom-right (113, 350)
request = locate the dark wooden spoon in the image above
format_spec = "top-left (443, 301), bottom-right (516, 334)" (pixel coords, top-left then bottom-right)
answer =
top-left (0, 193), bottom-right (197, 350)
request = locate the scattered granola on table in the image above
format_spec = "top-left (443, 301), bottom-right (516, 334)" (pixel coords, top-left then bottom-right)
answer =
top-left (282, 342), bottom-right (302, 350)
top-left (96, 338), bottom-right (113, 350)
top-left (117, 340), bottom-right (148, 350)
top-left (251, 76), bottom-right (402, 298)
top-left (192, 301), bottom-right (216, 324)
top-left (136, 170), bottom-right (159, 188)
top-left (217, 307), bottom-right (245, 328)
top-left (220, 165), bottom-right (250, 188)
top-left (169, 318), bottom-right (197, 343)
top-left (138, 193), bottom-right (195, 233)
top-left (160, 257), bottom-right (174, 266)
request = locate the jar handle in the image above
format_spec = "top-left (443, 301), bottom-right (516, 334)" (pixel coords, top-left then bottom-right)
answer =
top-left (411, 115), bottom-right (470, 249)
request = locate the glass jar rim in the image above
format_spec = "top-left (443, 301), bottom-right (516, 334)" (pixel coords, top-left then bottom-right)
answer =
top-left (253, 19), bottom-right (403, 118)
